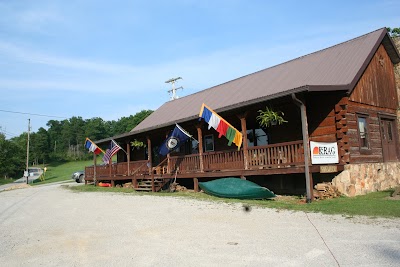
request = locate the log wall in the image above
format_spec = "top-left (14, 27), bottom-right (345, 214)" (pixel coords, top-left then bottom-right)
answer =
top-left (393, 37), bottom-right (400, 144)
top-left (346, 103), bottom-right (386, 163)
top-left (346, 43), bottom-right (399, 164)
top-left (350, 44), bottom-right (398, 109)
top-left (307, 92), bottom-right (344, 143)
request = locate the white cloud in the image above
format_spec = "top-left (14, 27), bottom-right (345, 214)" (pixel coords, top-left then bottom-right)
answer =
top-left (16, 8), bottom-right (64, 34)
top-left (0, 1), bottom-right (66, 35)
top-left (0, 41), bottom-right (139, 74)
top-left (0, 33), bottom-right (338, 97)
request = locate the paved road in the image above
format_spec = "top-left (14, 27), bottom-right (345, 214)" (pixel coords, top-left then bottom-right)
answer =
top-left (0, 183), bottom-right (399, 266)
top-left (0, 172), bottom-right (44, 192)
top-left (14, 171), bottom-right (42, 184)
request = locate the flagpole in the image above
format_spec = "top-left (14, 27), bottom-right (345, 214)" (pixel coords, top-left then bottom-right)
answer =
top-left (112, 139), bottom-right (128, 155)
top-left (175, 123), bottom-right (198, 143)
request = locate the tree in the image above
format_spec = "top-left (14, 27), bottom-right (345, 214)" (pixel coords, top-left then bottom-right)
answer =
top-left (33, 127), bottom-right (50, 164)
top-left (63, 116), bottom-right (85, 146)
top-left (85, 117), bottom-right (109, 141)
top-left (0, 133), bottom-right (25, 178)
top-left (112, 110), bottom-right (153, 135)
top-left (62, 117), bottom-right (86, 160)
top-left (9, 109), bottom-right (154, 162)
top-left (387, 27), bottom-right (400, 37)
top-left (46, 120), bottom-right (63, 156)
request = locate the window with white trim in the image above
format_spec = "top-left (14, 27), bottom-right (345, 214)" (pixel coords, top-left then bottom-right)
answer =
top-left (357, 115), bottom-right (369, 149)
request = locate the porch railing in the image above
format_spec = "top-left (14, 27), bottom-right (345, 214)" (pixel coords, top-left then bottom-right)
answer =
top-left (85, 140), bottom-right (305, 179)
top-left (247, 140), bottom-right (304, 169)
top-left (85, 160), bottom-right (148, 179)
top-left (168, 154), bottom-right (201, 173)
top-left (203, 150), bottom-right (244, 171)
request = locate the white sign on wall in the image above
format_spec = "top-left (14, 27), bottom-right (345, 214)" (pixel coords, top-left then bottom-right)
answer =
top-left (310, 141), bottom-right (339, 164)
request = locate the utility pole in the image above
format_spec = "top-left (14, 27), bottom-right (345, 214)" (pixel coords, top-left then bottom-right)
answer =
top-left (165, 77), bottom-right (183, 100)
top-left (26, 119), bottom-right (30, 184)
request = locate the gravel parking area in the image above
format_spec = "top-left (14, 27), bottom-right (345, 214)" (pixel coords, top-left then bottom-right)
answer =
top-left (0, 183), bottom-right (399, 266)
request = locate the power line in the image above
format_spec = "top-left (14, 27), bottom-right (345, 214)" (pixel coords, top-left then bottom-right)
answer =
top-left (0, 126), bottom-right (18, 137)
top-left (1, 132), bottom-right (17, 138)
top-left (0, 109), bottom-right (67, 119)
top-left (1, 132), bottom-right (18, 138)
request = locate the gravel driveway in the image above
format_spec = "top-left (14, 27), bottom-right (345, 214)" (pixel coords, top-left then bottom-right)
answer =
top-left (0, 183), bottom-right (399, 266)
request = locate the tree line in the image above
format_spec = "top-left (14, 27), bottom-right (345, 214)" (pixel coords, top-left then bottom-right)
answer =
top-left (387, 27), bottom-right (400, 37)
top-left (0, 110), bottom-right (153, 179)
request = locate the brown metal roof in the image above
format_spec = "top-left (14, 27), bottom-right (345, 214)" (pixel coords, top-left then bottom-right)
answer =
top-left (96, 28), bottom-right (399, 144)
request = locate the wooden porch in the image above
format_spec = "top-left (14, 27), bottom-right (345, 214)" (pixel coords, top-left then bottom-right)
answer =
top-left (85, 140), bottom-right (315, 191)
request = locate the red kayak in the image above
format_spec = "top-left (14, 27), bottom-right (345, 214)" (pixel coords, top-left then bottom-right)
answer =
top-left (98, 182), bottom-right (112, 187)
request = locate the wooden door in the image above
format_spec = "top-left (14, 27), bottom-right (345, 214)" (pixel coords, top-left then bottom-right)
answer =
top-left (380, 118), bottom-right (398, 162)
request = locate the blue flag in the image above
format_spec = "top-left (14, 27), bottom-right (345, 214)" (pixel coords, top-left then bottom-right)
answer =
top-left (159, 124), bottom-right (191, 156)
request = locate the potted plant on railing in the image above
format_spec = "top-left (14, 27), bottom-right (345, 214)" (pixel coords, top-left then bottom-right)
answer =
top-left (256, 106), bottom-right (287, 127)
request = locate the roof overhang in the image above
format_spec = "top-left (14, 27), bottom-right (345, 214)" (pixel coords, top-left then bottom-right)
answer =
top-left (383, 35), bottom-right (400, 64)
top-left (95, 87), bottom-right (306, 144)
top-left (95, 86), bottom-right (355, 146)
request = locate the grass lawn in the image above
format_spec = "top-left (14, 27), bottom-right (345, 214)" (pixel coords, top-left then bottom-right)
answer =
top-left (0, 178), bottom-right (17, 186)
top-left (32, 160), bottom-right (92, 185)
top-left (67, 185), bottom-right (400, 218)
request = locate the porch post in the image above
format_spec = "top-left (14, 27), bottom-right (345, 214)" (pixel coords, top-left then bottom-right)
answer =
top-left (239, 113), bottom-right (249, 169)
top-left (132, 144), bottom-right (137, 189)
top-left (193, 177), bottom-right (199, 192)
top-left (147, 136), bottom-right (155, 192)
top-left (109, 160), bottom-right (113, 187)
top-left (292, 93), bottom-right (313, 203)
top-left (93, 153), bottom-right (97, 186)
top-left (126, 142), bottom-right (130, 176)
top-left (196, 123), bottom-right (204, 172)
top-left (147, 136), bottom-right (152, 175)
top-left (165, 130), bottom-right (171, 174)
top-left (131, 141), bottom-right (138, 188)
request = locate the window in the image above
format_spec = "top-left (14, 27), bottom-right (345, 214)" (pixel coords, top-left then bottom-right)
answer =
top-left (357, 115), bottom-right (369, 149)
top-left (204, 135), bottom-right (214, 152)
top-left (191, 140), bottom-right (199, 154)
top-left (184, 139), bottom-right (199, 154)
top-left (247, 128), bottom-right (268, 147)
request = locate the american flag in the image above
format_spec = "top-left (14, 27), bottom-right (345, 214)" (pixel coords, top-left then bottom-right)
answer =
top-left (102, 140), bottom-right (121, 164)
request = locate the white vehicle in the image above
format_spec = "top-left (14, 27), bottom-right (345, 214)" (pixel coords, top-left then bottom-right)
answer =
top-left (71, 171), bottom-right (85, 183)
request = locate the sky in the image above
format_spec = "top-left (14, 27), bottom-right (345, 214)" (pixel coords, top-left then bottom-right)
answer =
top-left (0, 0), bottom-right (399, 138)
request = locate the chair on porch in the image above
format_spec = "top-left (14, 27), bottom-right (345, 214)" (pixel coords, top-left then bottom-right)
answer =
top-left (153, 166), bottom-right (168, 175)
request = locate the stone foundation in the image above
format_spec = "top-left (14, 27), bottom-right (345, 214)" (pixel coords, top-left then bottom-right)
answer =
top-left (332, 162), bottom-right (400, 196)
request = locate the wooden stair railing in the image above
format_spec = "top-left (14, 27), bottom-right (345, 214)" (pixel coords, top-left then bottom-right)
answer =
top-left (134, 178), bottom-right (166, 192)
top-left (126, 161), bottom-right (149, 190)
top-left (151, 157), bottom-right (169, 175)
top-left (129, 161), bottom-right (149, 176)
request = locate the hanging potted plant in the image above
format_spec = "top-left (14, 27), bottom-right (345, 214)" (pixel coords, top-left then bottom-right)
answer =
top-left (256, 106), bottom-right (287, 127)
top-left (131, 139), bottom-right (145, 150)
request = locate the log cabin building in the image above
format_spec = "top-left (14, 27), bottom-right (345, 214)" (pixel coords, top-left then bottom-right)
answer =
top-left (86, 28), bottom-right (400, 200)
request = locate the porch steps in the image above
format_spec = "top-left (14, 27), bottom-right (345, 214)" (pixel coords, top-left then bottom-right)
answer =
top-left (134, 178), bottom-right (168, 192)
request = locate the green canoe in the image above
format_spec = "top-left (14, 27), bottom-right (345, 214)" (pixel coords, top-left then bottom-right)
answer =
top-left (199, 177), bottom-right (276, 199)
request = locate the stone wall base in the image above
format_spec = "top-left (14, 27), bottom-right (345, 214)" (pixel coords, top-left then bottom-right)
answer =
top-left (332, 162), bottom-right (400, 196)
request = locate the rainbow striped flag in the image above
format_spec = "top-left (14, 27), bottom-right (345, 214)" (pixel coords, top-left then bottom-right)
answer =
top-left (199, 103), bottom-right (242, 150)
